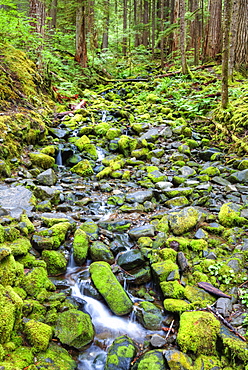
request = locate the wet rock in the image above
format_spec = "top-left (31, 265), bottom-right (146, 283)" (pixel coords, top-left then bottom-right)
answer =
top-left (162, 187), bottom-right (193, 199)
top-left (163, 298), bottom-right (193, 313)
top-left (228, 168), bottom-right (248, 183)
top-left (152, 260), bottom-right (180, 282)
top-left (36, 343), bottom-right (76, 369)
top-left (32, 185), bottom-right (60, 204)
top-left (199, 148), bottom-right (222, 161)
top-left (105, 335), bottom-right (136, 370)
top-left (184, 286), bottom-right (216, 306)
top-left (128, 224), bottom-right (155, 240)
top-left (89, 261), bottom-right (133, 315)
top-left (216, 297), bottom-right (232, 317)
top-left (131, 349), bottom-right (166, 370)
top-left (54, 309), bottom-right (94, 349)
top-left (155, 181), bottom-right (173, 190)
top-left (32, 222), bottom-right (72, 250)
top-left (90, 241), bottom-right (115, 264)
top-left (177, 252), bottom-right (189, 272)
top-left (177, 311), bottom-right (220, 355)
top-left (49, 127), bottom-right (69, 139)
top-left (126, 190), bottom-right (153, 203)
top-left (163, 349), bottom-right (193, 370)
top-left (218, 324), bottom-right (248, 363)
top-left (124, 265), bottom-right (151, 285)
top-left (0, 185), bottom-right (35, 219)
top-left (36, 168), bottom-right (57, 186)
top-left (150, 334), bottom-right (166, 348)
top-left (168, 206), bottom-right (204, 235)
top-left (164, 196), bottom-right (189, 208)
top-left (139, 128), bottom-right (160, 142)
top-left (136, 301), bottom-right (163, 330)
top-left (160, 280), bottom-right (185, 299)
top-left (194, 355), bottom-right (222, 370)
top-left (117, 249), bottom-right (145, 270)
top-left (99, 219), bottom-right (131, 233)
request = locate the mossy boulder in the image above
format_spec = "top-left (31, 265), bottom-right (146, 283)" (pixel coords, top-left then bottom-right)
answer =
top-left (193, 355), bottom-right (222, 370)
top-left (32, 221), bottom-right (71, 250)
top-left (24, 319), bottom-right (53, 352)
top-left (6, 237), bottom-right (31, 256)
top-left (118, 135), bottom-right (137, 157)
top-left (218, 202), bottom-right (246, 227)
top-left (131, 349), bottom-right (166, 370)
top-left (90, 241), bottom-right (115, 264)
top-left (75, 135), bottom-right (98, 160)
top-left (168, 206), bottom-right (204, 235)
top-left (0, 346), bottom-right (34, 369)
top-left (151, 260), bottom-right (180, 282)
top-left (70, 159), bottom-right (94, 176)
top-left (36, 343), bottom-right (76, 370)
top-left (0, 285), bottom-right (23, 344)
top-left (21, 266), bottom-right (55, 298)
top-left (136, 301), bottom-right (163, 330)
top-left (105, 335), bottom-right (137, 370)
top-left (0, 253), bottom-right (23, 286)
top-left (163, 349), bottom-right (193, 370)
top-left (72, 228), bottom-right (89, 265)
top-left (160, 280), bottom-right (185, 299)
top-left (89, 261), bottom-right (133, 316)
top-left (177, 311), bottom-right (220, 355)
top-left (183, 286), bottom-right (216, 307)
top-left (29, 153), bottom-right (55, 170)
top-left (163, 298), bottom-right (193, 313)
top-left (54, 309), bottom-right (94, 349)
top-left (41, 250), bottom-right (67, 276)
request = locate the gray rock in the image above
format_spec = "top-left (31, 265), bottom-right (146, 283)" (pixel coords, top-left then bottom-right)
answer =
top-left (150, 334), bottom-right (166, 348)
top-left (128, 224), bottom-right (155, 239)
top-left (199, 148), bottom-right (222, 161)
top-left (194, 228), bottom-right (208, 239)
top-left (36, 168), bottom-right (58, 186)
top-left (228, 168), bottom-right (248, 183)
top-left (216, 298), bottom-right (232, 317)
top-left (178, 166), bottom-right (196, 177)
top-left (163, 349), bottom-right (193, 370)
top-left (155, 181), bottom-right (173, 190)
top-left (90, 241), bottom-right (114, 264)
top-left (136, 301), bottom-right (163, 330)
top-left (105, 335), bottom-right (136, 370)
top-left (140, 128), bottom-right (160, 142)
top-left (0, 185), bottom-right (35, 219)
top-left (177, 252), bottom-right (189, 272)
top-left (117, 249), bottom-right (145, 270)
top-left (126, 190), bottom-right (153, 203)
top-left (212, 176), bottom-right (231, 186)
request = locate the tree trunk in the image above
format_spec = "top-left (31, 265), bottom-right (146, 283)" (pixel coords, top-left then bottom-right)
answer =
top-left (179, 0), bottom-right (189, 74)
top-left (230, 0), bottom-right (248, 75)
top-left (172, 0), bottom-right (179, 52)
top-left (29, 0), bottom-right (45, 37)
top-left (189, 0), bottom-right (201, 65)
top-left (203, 0), bottom-right (222, 60)
top-left (101, 0), bottom-right (110, 51)
top-left (221, 0), bottom-right (232, 109)
top-left (151, 0), bottom-right (156, 56)
top-left (123, 0), bottom-right (128, 55)
top-left (48, 0), bottom-right (57, 35)
top-left (160, 0), bottom-right (165, 68)
top-left (75, 1), bottom-right (87, 68)
top-left (142, 0), bottom-right (149, 46)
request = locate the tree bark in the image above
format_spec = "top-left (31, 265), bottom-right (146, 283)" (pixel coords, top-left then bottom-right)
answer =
top-left (48, 0), bottom-right (57, 35)
top-left (203, 0), bottom-right (222, 60)
top-left (101, 0), bottom-right (110, 51)
top-left (179, 0), bottom-right (189, 74)
top-left (29, 0), bottom-right (45, 37)
top-left (221, 0), bottom-right (232, 109)
top-left (75, 1), bottom-right (88, 68)
top-left (123, 0), bottom-right (128, 55)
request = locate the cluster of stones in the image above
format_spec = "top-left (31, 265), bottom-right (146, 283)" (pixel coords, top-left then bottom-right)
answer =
top-left (0, 87), bottom-right (248, 369)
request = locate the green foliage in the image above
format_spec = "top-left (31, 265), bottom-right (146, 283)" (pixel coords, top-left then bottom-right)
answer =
top-left (208, 262), bottom-right (235, 284)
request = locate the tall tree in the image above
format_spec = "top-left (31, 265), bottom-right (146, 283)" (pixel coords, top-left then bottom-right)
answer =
top-left (203, 0), bottom-right (222, 60)
top-left (75, 0), bottom-right (87, 67)
top-left (101, 0), bottom-right (110, 50)
top-left (179, 0), bottom-right (189, 74)
top-left (29, 0), bottom-right (45, 37)
top-left (222, 0), bottom-right (232, 108)
top-left (123, 0), bottom-right (128, 55)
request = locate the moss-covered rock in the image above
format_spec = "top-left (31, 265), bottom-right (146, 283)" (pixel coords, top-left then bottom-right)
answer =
top-left (36, 342), bottom-right (76, 369)
top-left (163, 298), bottom-right (193, 313)
top-left (24, 319), bottom-right (53, 352)
top-left (177, 311), bottom-right (220, 355)
top-left (118, 135), bottom-right (137, 157)
top-left (105, 335), bottom-right (137, 370)
top-left (136, 301), bottom-right (163, 330)
top-left (5, 237), bottom-right (31, 256)
top-left (131, 349), bottom-right (166, 370)
top-left (0, 285), bottom-right (23, 344)
top-left (21, 266), bottom-right (55, 298)
top-left (218, 202), bottom-right (246, 227)
top-left (160, 280), bottom-right (185, 299)
top-left (54, 309), bottom-right (94, 349)
top-left (163, 349), bottom-right (193, 370)
top-left (168, 207), bottom-right (204, 235)
top-left (41, 250), bottom-right (67, 276)
top-left (193, 354), bottom-right (222, 370)
top-left (72, 228), bottom-right (89, 265)
top-left (90, 241), bottom-right (115, 264)
top-left (0, 253), bottom-right (22, 286)
top-left (89, 261), bottom-right (133, 316)
top-left (151, 260), bottom-right (180, 282)
top-left (70, 159), bottom-right (94, 176)
top-left (32, 222), bottom-right (71, 250)
top-left (29, 153), bottom-right (55, 170)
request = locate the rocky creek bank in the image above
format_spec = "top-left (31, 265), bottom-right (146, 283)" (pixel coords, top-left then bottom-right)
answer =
top-left (0, 83), bottom-right (248, 370)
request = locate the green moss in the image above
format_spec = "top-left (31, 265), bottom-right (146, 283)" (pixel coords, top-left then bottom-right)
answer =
top-left (218, 202), bottom-right (246, 227)
top-left (118, 135), bottom-right (137, 157)
top-left (177, 311), bottom-right (220, 355)
top-left (193, 355), bottom-right (222, 370)
top-left (35, 221), bottom-right (72, 250)
top-left (5, 237), bottom-right (31, 256)
top-left (0, 346), bottom-right (34, 369)
top-left (160, 280), bottom-right (185, 298)
top-left (137, 237), bottom-right (153, 248)
top-left (94, 122), bottom-right (111, 136)
top-left (163, 298), bottom-right (193, 313)
top-left (133, 349), bottom-right (165, 370)
top-left (89, 261), bottom-right (133, 316)
top-left (0, 254), bottom-right (20, 286)
top-left (73, 228), bottom-right (89, 265)
top-left (36, 342), bottom-right (76, 370)
top-left (55, 309), bottom-right (94, 349)
top-left (106, 127), bottom-right (121, 140)
top-left (29, 153), bottom-right (55, 170)
top-left (200, 166), bottom-right (220, 176)
top-left (41, 250), bottom-right (67, 276)
top-left (21, 266), bottom-right (55, 298)
top-left (41, 145), bottom-right (56, 156)
top-left (222, 337), bottom-right (248, 363)
top-left (158, 248), bottom-right (177, 262)
top-left (190, 239), bottom-right (208, 251)
top-left (71, 159), bottom-right (94, 176)
top-left (151, 260), bottom-right (179, 282)
top-left (20, 214), bottom-right (35, 233)
top-left (166, 236), bottom-right (190, 252)
top-left (24, 319), bottom-right (52, 352)
top-left (184, 285), bottom-right (216, 306)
